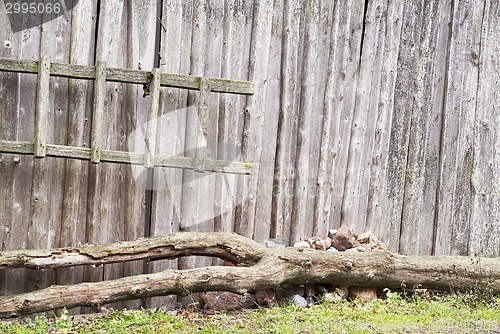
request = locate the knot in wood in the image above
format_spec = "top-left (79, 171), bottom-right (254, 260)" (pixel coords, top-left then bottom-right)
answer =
top-left (344, 261), bottom-right (353, 270)
top-left (300, 260), bottom-right (312, 268)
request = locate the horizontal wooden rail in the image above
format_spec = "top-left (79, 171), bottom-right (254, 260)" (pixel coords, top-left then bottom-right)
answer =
top-left (0, 58), bottom-right (254, 95)
top-left (0, 140), bottom-right (251, 174)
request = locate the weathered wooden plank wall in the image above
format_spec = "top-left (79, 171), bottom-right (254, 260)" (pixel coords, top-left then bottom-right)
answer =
top-left (1, 0), bottom-right (500, 308)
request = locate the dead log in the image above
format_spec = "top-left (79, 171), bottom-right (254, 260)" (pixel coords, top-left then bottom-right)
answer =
top-left (0, 232), bottom-right (499, 318)
top-left (0, 232), bottom-right (265, 269)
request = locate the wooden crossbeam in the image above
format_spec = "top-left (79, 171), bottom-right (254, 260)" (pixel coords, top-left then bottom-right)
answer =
top-left (0, 140), bottom-right (251, 174)
top-left (91, 61), bottom-right (107, 163)
top-left (33, 56), bottom-right (50, 157)
top-left (194, 77), bottom-right (211, 172)
top-left (144, 68), bottom-right (161, 168)
top-left (0, 58), bottom-right (253, 95)
top-left (0, 57), bottom-right (253, 174)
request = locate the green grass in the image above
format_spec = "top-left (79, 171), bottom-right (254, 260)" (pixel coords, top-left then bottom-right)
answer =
top-left (1, 291), bottom-right (499, 334)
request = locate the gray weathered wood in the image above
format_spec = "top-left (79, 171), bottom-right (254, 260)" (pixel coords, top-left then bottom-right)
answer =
top-left (193, 76), bottom-right (210, 172)
top-left (1, 232), bottom-right (500, 318)
top-left (399, 0), bottom-right (450, 255)
top-left (90, 61), bottom-right (107, 163)
top-left (0, 58), bottom-right (253, 95)
top-left (2, 0), bottom-right (500, 313)
top-left (0, 140), bottom-right (252, 174)
top-left (433, 0), bottom-right (483, 256)
top-left (234, 0), bottom-right (274, 241)
top-left (469, 0), bottom-right (500, 258)
top-left (54, 0), bottom-right (97, 316)
top-left (145, 0), bottom-right (190, 309)
top-left (33, 56), bottom-right (50, 157)
top-left (289, 0), bottom-right (321, 244)
top-left (271, 0), bottom-right (302, 241)
top-left (144, 68), bottom-right (161, 168)
top-left (365, 0), bottom-right (404, 250)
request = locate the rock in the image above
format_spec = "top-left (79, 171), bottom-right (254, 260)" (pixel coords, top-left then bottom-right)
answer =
top-left (376, 241), bottom-right (388, 251)
top-left (304, 284), bottom-right (317, 298)
top-left (322, 292), bottom-right (341, 303)
top-left (370, 236), bottom-right (388, 251)
top-left (345, 244), bottom-right (371, 252)
top-left (323, 237), bottom-right (332, 249)
top-left (293, 241), bottom-right (311, 248)
top-left (261, 238), bottom-right (287, 248)
top-left (199, 291), bottom-right (255, 311)
top-left (158, 302), bottom-right (183, 312)
top-left (314, 284), bottom-right (328, 294)
top-left (289, 294), bottom-right (308, 307)
top-left (335, 286), bottom-right (350, 299)
top-left (348, 286), bottom-right (378, 301)
top-left (306, 237), bottom-right (329, 250)
top-left (328, 229), bottom-right (337, 239)
top-left (277, 285), bottom-right (305, 299)
top-left (356, 231), bottom-right (371, 243)
top-left (332, 226), bottom-right (356, 251)
top-left (254, 289), bottom-right (279, 306)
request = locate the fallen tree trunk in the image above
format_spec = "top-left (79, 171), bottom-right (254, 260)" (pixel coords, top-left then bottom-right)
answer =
top-left (0, 232), bottom-right (266, 269)
top-left (0, 232), bottom-right (499, 318)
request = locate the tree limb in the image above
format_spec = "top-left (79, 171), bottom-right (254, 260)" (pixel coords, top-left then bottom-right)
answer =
top-left (0, 232), bottom-right (499, 318)
top-left (0, 232), bottom-right (266, 270)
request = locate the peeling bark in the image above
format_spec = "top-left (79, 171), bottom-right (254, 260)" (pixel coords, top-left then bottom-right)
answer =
top-left (0, 232), bottom-right (499, 318)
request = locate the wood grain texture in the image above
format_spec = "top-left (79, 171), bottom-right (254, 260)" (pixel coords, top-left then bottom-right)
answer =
top-left (33, 57), bottom-right (50, 157)
top-left (271, 0), bottom-right (302, 242)
top-left (469, 0), bottom-right (500, 258)
top-left (434, 0), bottom-right (483, 256)
top-left (0, 58), bottom-right (253, 95)
top-left (365, 0), bottom-right (404, 250)
top-left (90, 61), bottom-right (106, 163)
top-left (2, 0), bottom-right (500, 312)
top-left (399, 0), bottom-right (451, 256)
top-left (2, 232), bottom-right (500, 318)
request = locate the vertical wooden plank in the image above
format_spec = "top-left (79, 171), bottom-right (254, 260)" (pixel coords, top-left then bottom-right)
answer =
top-left (341, 0), bottom-right (385, 235)
top-left (27, 5), bottom-right (76, 316)
top-left (434, 0), bottom-right (483, 256)
top-left (34, 56), bottom-right (50, 157)
top-left (86, 0), bottom-right (158, 310)
top-left (144, 68), bottom-right (161, 168)
top-left (252, 0), bottom-right (283, 242)
top-left (16, 6), bottom-right (50, 300)
top-left (312, 0), bottom-right (339, 239)
top-left (308, 0), bottom-right (334, 240)
top-left (147, 0), bottom-right (192, 309)
top-left (193, 76), bottom-right (210, 172)
top-left (122, 0), bottom-right (159, 310)
top-left (399, 0), bottom-right (451, 255)
top-left (234, 0), bottom-right (274, 240)
top-left (469, 0), bottom-right (500, 258)
top-left (374, 1), bottom-right (419, 252)
top-left (91, 61), bottom-right (106, 163)
top-left (0, 6), bottom-right (26, 298)
top-left (289, 0), bottom-right (321, 244)
top-left (54, 0), bottom-right (97, 316)
top-left (364, 0), bottom-right (404, 249)
top-left (271, 0), bottom-right (302, 241)
top-left (321, 0), bottom-right (364, 233)
top-left (85, 0), bottom-right (127, 298)
top-left (214, 0), bottom-right (253, 238)
top-left (179, 0), bottom-right (208, 279)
